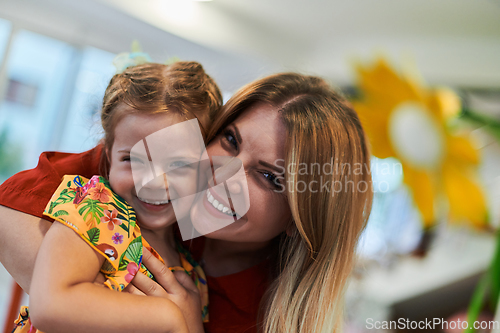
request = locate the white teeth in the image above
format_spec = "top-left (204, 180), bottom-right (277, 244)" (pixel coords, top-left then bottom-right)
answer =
top-left (138, 197), bottom-right (170, 205)
top-left (206, 189), bottom-right (235, 217)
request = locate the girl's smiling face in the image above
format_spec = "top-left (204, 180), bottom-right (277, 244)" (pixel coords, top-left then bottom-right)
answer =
top-left (190, 102), bottom-right (292, 242)
top-left (108, 108), bottom-right (203, 232)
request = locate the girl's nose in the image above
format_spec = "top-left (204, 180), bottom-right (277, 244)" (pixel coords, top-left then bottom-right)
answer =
top-left (138, 172), bottom-right (170, 201)
top-left (143, 172), bottom-right (169, 190)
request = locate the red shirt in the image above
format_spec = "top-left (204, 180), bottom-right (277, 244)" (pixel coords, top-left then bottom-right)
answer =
top-left (0, 145), bottom-right (268, 333)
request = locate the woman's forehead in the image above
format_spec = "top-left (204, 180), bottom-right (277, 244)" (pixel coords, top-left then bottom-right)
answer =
top-left (233, 102), bottom-right (287, 157)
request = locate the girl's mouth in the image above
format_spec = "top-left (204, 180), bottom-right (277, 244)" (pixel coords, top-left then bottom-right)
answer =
top-left (137, 196), bottom-right (171, 211)
top-left (138, 196), bottom-right (170, 205)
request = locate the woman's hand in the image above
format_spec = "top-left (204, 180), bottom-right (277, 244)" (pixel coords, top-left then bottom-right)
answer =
top-left (125, 247), bottom-right (204, 333)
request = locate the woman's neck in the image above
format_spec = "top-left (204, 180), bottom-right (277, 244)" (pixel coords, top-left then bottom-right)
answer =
top-left (140, 226), bottom-right (181, 267)
top-left (202, 238), bottom-right (275, 277)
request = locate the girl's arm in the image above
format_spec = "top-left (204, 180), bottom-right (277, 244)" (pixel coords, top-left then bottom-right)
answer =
top-left (0, 206), bottom-right (51, 293)
top-left (29, 221), bottom-right (188, 333)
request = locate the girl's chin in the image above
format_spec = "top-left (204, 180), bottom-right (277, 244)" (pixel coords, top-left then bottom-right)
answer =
top-left (136, 216), bottom-right (176, 231)
top-left (135, 206), bottom-right (177, 231)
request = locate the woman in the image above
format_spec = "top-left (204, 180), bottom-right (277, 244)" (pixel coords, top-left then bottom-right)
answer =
top-left (0, 73), bottom-right (373, 332)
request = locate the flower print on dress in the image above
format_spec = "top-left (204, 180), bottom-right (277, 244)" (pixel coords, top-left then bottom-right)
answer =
top-left (112, 232), bottom-right (124, 245)
top-left (88, 182), bottom-right (112, 203)
top-left (101, 209), bottom-right (122, 230)
top-left (73, 186), bottom-right (86, 205)
top-left (81, 176), bottom-right (99, 192)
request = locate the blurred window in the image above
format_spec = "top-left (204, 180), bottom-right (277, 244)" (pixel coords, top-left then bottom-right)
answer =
top-left (0, 24), bottom-right (114, 182)
top-left (0, 18), bottom-right (11, 63)
top-left (57, 47), bottom-right (114, 153)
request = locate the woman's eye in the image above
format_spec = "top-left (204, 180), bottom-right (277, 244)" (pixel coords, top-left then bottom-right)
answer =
top-left (223, 129), bottom-right (238, 149)
top-left (262, 171), bottom-right (281, 188)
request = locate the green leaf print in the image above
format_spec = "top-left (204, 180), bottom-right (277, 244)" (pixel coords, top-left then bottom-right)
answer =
top-left (47, 201), bottom-right (57, 215)
top-left (110, 200), bottom-right (136, 237)
top-left (67, 181), bottom-right (71, 187)
top-left (119, 223), bottom-right (129, 233)
top-left (120, 236), bottom-right (142, 263)
top-left (118, 259), bottom-right (130, 271)
top-left (78, 199), bottom-right (105, 226)
top-left (87, 227), bottom-right (100, 244)
top-left (114, 199), bottom-right (128, 212)
top-left (50, 189), bottom-right (76, 212)
top-left (53, 210), bottom-right (69, 217)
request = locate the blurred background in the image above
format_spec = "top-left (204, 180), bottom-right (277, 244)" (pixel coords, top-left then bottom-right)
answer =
top-left (0, 0), bottom-right (499, 332)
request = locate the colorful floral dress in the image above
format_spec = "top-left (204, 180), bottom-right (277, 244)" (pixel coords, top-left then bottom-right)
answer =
top-left (12, 175), bottom-right (208, 333)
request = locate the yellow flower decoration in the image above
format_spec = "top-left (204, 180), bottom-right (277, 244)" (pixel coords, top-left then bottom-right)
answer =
top-left (352, 58), bottom-right (487, 229)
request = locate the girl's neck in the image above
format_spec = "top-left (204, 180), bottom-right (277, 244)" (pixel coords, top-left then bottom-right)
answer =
top-left (201, 238), bottom-right (275, 277)
top-left (140, 226), bottom-right (181, 267)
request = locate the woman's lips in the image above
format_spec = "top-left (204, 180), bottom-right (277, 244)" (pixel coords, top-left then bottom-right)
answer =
top-left (202, 188), bottom-right (236, 221)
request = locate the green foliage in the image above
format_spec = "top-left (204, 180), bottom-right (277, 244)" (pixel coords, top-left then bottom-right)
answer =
top-left (48, 188), bottom-right (76, 214)
top-left (461, 108), bottom-right (500, 142)
top-left (118, 259), bottom-right (130, 271)
top-left (466, 230), bottom-right (500, 331)
top-left (78, 199), bottom-right (105, 225)
top-left (53, 210), bottom-right (69, 217)
top-left (111, 197), bottom-right (136, 237)
top-left (120, 236), bottom-right (142, 264)
top-left (87, 227), bottom-right (100, 244)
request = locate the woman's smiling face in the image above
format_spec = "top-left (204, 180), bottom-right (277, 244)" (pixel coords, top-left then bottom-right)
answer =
top-left (190, 102), bottom-right (292, 242)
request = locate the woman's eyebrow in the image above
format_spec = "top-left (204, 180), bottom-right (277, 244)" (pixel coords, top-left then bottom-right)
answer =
top-left (258, 160), bottom-right (283, 174)
top-left (231, 124), bottom-right (243, 144)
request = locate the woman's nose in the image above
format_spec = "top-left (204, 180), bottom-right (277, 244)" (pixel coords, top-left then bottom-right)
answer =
top-left (211, 156), bottom-right (249, 216)
top-left (212, 156), bottom-right (242, 188)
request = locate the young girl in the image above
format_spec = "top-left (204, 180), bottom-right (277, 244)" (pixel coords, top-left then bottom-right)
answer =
top-left (13, 58), bottom-right (222, 333)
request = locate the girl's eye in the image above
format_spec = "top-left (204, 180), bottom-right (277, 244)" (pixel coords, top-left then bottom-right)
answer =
top-left (223, 129), bottom-right (238, 150)
top-left (169, 161), bottom-right (188, 169)
top-left (130, 156), bottom-right (144, 164)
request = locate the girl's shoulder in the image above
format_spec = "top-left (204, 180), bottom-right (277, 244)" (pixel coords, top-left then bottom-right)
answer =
top-left (43, 174), bottom-right (143, 291)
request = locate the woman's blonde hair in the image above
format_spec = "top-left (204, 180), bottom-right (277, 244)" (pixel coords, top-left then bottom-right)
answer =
top-left (208, 73), bottom-right (373, 332)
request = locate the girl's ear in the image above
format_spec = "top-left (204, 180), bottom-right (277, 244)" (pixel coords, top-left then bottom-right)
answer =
top-left (105, 145), bottom-right (112, 166)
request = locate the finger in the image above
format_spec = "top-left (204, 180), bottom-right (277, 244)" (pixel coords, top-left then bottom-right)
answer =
top-left (130, 270), bottom-right (169, 297)
top-left (93, 272), bottom-right (106, 286)
top-left (173, 271), bottom-right (198, 294)
top-left (141, 246), bottom-right (183, 294)
top-left (123, 281), bottom-right (146, 296)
